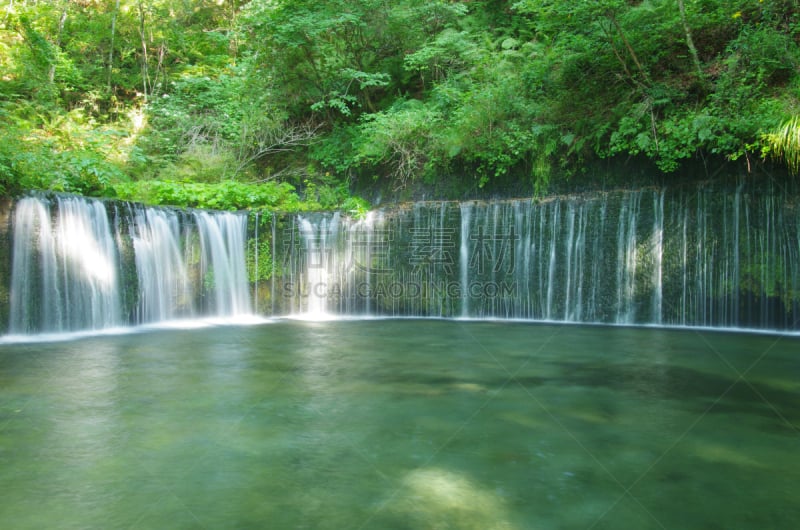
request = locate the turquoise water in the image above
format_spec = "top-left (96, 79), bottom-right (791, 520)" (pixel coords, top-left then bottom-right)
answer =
top-left (0, 320), bottom-right (798, 529)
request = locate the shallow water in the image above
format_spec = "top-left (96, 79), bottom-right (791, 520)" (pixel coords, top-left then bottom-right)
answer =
top-left (0, 320), bottom-right (798, 529)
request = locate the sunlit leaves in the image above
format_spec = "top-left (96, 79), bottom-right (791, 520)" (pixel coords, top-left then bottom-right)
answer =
top-left (763, 117), bottom-right (800, 174)
top-left (3, 0), bottom-right (800, 203)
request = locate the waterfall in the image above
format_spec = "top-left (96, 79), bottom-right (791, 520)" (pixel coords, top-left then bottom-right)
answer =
top-left (651, 190), bottom-right (665, 324)
top-left (195, 211), bottom-right (251, 317)
top-left (616, 192), bottom-right (641, 324)
top-left (545, 202), bottom-right (559, 320)
top-left (277, 182), bottom-right (800, 330)
top-left (4, 179), bottom-right (800, 334)
top-left (130, 206), bottom-right (192, 323)
top-left (9, 196), bottom-right (121, 333)
top-left (297, 216), bottom-right (328, 316)
top-left (459, 203), bottom-right (472, 317)
top-left (9, 197), bottom-right (60, 333)
top-left (7, 195), bottom-right (254, 335)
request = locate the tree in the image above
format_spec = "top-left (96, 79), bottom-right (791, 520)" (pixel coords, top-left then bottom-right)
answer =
top-left (241, 0), bottom-right (465, 121)
top-left (2, 0), bottom-right (800, 202)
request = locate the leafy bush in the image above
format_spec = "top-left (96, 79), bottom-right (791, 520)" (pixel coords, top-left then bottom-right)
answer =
top-left (354, 99), bottom-right (441, 188)
top-left (113, 179), bottom-right (369, 214)
top-left (115, 180), bottom-right (295, 211)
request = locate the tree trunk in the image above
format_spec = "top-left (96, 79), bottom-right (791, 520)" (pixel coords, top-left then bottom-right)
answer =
top-left (138, 1), bottom-right (149, 100)
top-left (48, 2), bottom-right (68, 84)
top-left (107, 0), bottom-right (120, 92)
top-left (677, 0), bottom-right (705, 83)
top-left (228, 0), bottom-right (239, 61)
top-left (607, 11), bottom-right (649, 85)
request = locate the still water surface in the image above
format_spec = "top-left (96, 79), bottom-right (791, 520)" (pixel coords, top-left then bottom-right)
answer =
top-left (0, 320), bottom-right (798, 529)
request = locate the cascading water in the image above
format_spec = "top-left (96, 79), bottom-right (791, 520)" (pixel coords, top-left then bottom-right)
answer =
top-left (9, 196), bottom-right (121, 333)
top-left (129, 206), bottom-right (192, 323)
top-left (3, 179), bottom-right (800, 334)
top-left (459, 204), bottom-right (471, 317)
top-left (615, 191), bottom-right (641, 324)
top-left (7, 195), bottom-right (254, 335)
top-left (195, 211), bottom-right (252, 317)
top-left (651, 190), bottom-right (665, 324)
top-left (297, 215), bottom-right (337, 317)
top-left (274, 182), bottom-right (800, 330)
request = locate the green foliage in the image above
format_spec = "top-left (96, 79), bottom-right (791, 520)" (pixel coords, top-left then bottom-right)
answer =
top-left (354, 99), bottom-right (441, 188)
top-left (137, 70), bottom-right (249, 173)
top-left (115, 180), bottom-right (301, 211)
top-left (340, 196), bottom-right (371, 220)
top-left (763, 117), bottom-right (800, 174)
top-left (247, 236), bottom-right (273, 283)
top-left (3, 0), bottom-right (800, 203)
top-left (0, 107), bottom-right (126, 197)
top-left (113, 179), bottom-right (369, 214)
top-left (309, 126), bottom-right (360, 175)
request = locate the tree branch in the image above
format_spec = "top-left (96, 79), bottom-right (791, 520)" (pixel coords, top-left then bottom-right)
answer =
top-left (235, 121), bottom-right (322, 176)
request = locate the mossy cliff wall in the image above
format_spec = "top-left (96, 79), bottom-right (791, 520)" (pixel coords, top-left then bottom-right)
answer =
top-left (0, 199), bottom-right (11, 329)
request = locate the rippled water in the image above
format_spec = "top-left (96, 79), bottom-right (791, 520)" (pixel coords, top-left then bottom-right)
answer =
top-left (0, 320), bottom-right (798, 529)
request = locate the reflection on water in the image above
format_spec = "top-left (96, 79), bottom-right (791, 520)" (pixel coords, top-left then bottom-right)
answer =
top-left (390, 468), bottom-right (516, 530)
top-left (48, 342), bottom-right (119, 459)
top-left (0, 320), bottom-right (798, 529)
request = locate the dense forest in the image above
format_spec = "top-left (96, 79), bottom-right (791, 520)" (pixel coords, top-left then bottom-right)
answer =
top-left (1, 0), bottom-right (799, 210)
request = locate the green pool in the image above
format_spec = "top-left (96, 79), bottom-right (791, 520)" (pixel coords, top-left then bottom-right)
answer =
top-left (1, 320), bottom-right (798, 529)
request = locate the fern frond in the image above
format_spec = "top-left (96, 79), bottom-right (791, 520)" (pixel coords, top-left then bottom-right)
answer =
top-left (764, 117), bottom-right (800, 175)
